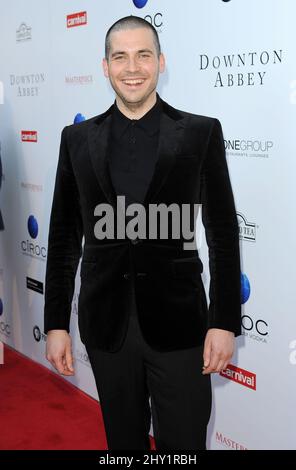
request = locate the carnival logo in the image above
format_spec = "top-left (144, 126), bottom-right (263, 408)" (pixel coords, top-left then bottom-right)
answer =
top-left (220, 364), bottom-right (256, 390)
top-left (21, 131), bottom-right (37, 143)
top-left (67, 11), bottom-right (87, 28)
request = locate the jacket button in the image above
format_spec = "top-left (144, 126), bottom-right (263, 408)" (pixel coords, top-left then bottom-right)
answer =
top-left (123, 272), bottom-right (131, 280)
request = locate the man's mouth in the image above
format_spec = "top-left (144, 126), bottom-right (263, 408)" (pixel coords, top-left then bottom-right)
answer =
top-left (122, 79), bottom-right (145, 87)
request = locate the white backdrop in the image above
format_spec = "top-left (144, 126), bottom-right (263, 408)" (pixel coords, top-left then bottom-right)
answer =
top-left (0, 0), bottom-right (295, 450)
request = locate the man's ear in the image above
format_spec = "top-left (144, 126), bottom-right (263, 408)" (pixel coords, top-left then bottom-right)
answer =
top-left (159, 53), bottom-right (165, 74)
top-left (102, 58), bottom-right (109, 78)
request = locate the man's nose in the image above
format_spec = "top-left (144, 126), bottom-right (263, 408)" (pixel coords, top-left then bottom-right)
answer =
top-left (126, 57), bottom-right (140, 72)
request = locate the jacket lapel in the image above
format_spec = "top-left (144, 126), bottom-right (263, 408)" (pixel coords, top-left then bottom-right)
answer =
top-left (143, 111), bottom-right (186, 210)
top-left (88, 108), bottom-right (118, 209)
top-left (87, 99), bottom-right (187, 213)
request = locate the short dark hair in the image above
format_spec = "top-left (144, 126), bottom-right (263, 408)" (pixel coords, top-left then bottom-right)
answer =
top-left (105, 15), bottom-right (161, 60)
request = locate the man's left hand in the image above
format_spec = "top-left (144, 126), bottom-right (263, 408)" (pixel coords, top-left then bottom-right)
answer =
top-left (202, 328), bottom-right (234, 374)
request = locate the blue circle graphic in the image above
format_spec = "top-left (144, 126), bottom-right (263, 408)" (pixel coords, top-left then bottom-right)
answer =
top-left (241, 273), bottom-right (250, 304)
top-left (28, 215), bottom-right (38, 239)
top-left (133, 0), bottom-right (148, 8)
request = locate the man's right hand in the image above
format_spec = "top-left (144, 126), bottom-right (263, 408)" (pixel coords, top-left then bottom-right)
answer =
top-left (46, 330), bottom-right (75, 376)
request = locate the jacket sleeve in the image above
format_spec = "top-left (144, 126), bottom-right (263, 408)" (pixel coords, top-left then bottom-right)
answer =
top-left (200, 118), bottom-right (242, 336)
top-left (44, 126), bottom-right (83, 334)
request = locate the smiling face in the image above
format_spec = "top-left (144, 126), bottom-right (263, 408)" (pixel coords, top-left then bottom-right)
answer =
top-left (102, 27), bottom-right (165, 116)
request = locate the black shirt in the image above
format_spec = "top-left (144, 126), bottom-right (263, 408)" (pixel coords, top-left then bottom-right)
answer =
top-left (108, 93), bottom-right (162, 210)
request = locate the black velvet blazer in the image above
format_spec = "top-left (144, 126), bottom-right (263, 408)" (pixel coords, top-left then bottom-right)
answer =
top-left (44, 97), bottom-right (242, 352)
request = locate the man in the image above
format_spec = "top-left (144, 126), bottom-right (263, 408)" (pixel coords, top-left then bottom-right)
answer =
top-left (44, 16), bottom-right (241, 450)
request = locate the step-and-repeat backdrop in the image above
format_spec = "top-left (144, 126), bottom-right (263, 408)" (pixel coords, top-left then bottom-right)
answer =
top-left (0, 0), bottom-right (295, 450)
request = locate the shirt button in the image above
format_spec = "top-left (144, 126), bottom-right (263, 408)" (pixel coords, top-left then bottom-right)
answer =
top-left (136, 272), bottom-right (147, 280)
top-left (131, 137), bottom-right (136, 144)
top-left (123, 272), bottom-right (131, 280)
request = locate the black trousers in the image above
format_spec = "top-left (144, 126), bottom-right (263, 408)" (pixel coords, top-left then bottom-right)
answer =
top-left (86, 282), bottom-right (212, 450)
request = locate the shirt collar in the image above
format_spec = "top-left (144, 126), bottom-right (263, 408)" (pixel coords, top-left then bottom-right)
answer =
top-left (111, 92), bottom-right (162, 139)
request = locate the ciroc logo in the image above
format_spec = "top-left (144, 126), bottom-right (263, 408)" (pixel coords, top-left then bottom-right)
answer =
top-left (241, 273), bottom-right (250, 304)
top-left (74, 113), bottom-right (86, 124)
top-left (133, 0), bottom-right (148, 8)
top-left (28, 214), bottom-right (38, 239)
top-left (21, 215), bottom-right (47, 260)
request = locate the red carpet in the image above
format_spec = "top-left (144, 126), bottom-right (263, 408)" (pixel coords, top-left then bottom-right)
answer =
top-left (0, 344), bottom-right (155, 450)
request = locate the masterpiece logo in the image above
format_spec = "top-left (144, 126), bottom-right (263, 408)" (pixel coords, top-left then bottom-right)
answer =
top-left (220, 364), bottom-right (256, 390)
top-left (65, 75), bottom-right (93, 85)
top-left (216, 431), bottom-right (247, 450)
top-left (21, 131), bottom-right (37, 143)
top-left (225, 138), bottom-right (273, 159)
top-left (16, 23), bottom-right (32, 42)
top-left (21, 182), bottom-right (43, 192)
top-left (10, 73), bottom-right (45, 97)
top-left (199, 49), bottom-right (283, 88)
top-left (67, 11), bottom-right (87, 28)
